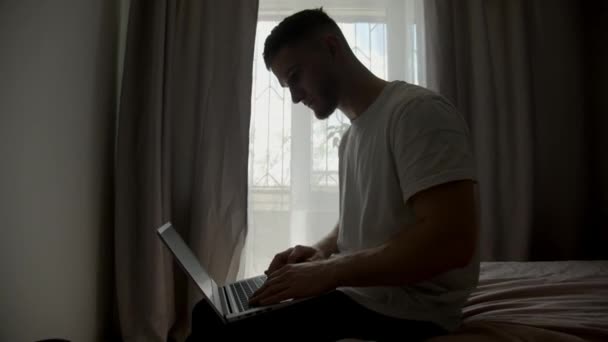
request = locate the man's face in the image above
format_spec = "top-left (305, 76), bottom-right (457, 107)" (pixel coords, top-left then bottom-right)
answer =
top-left (269, 39), bottom-right (339, 120)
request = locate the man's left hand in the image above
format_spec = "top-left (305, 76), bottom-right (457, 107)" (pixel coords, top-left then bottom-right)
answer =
top-left (248, 261), bottom-right (338, 307)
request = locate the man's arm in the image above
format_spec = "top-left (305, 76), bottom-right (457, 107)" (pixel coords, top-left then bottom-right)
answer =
top-left (263, 222), bottom-right (340, 275)
top-left (313, 222), bottom-right (339, 258)
top-left (250, 179), bottom-right (478, 306)
top-left (326, 179), bottom-right (478, 287)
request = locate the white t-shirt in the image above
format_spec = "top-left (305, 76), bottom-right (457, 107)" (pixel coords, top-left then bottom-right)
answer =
top-left (335, 81), bottom-right (480, 332)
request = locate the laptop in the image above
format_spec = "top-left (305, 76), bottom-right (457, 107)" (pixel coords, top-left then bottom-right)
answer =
top-left (156, 222), bottom-right (306, 323)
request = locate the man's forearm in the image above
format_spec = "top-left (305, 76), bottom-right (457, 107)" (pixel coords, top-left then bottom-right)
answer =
top-left (313, 223), bottom-right (339, 258)
top-left (324, 219), bottom-right (476, 288)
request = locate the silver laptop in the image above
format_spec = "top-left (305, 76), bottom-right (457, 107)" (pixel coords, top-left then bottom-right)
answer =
top-left (157, 222), bottom-right (305, 323)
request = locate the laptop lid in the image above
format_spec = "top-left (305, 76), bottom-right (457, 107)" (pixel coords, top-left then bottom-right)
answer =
top-left (156, 222), bottom-right (226, 320)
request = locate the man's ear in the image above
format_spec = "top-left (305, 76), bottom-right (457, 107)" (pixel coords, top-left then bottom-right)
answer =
top-left (321, 33), bottom-right (340, 59)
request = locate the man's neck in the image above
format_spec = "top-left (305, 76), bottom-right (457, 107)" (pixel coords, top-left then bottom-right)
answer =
top-left (337, 65), bottom-right (389, 121)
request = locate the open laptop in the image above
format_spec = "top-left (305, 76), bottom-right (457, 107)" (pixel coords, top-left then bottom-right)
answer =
top-left (156, 222), bottom-right (306, 323)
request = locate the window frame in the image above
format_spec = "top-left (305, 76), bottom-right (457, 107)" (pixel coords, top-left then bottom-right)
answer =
top-left (250, 0), bottom-right (425, 210)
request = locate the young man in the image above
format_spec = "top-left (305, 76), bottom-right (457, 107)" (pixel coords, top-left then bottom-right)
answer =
top-left (188, 8), bottom-right (479, 342)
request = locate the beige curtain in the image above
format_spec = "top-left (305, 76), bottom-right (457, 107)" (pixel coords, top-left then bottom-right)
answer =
top-left (114, 1), bottom-right (259, 341)
top-left (424, 0), bottom-right (608, 261)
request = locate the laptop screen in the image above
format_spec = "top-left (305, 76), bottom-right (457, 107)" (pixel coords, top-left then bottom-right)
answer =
top-left (157, 222), bottom-right (216, 299)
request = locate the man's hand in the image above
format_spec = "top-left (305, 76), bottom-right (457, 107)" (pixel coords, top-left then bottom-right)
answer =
top-left (265, 245), bottom-right (326, 275)
top-left (249, 261), bottom-right (337, 306)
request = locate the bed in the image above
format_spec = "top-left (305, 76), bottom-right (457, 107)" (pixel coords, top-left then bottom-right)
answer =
top-left (342, 260), bottom-right (608, 342)
top-left (427, 260), bottom-right (608, 342)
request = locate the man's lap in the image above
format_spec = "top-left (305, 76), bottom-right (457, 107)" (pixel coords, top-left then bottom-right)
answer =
top-left (187, 290), bottom-right (447, 341)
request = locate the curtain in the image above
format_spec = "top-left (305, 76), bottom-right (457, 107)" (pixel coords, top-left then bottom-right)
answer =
top-left (114, 1), bottom-right (258, 341)
top-left (239, 0), bottom-right (426, 279)
top-left (424, 0), bottom-right (608, 261)
top-left (583, 0), bottom-right (608, 261)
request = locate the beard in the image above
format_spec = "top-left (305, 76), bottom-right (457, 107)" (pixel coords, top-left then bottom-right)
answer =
top-left (312, 99), bottom-right (338, 120)
top-left (312, 76), bottom-right (339, 120)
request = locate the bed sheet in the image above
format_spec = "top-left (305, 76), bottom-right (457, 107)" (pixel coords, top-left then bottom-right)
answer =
top-left (429, 260), bottom-right (608, 342)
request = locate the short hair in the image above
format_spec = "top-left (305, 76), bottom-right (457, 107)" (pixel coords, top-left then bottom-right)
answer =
top-left (263, 8), bottom-right (343, 70)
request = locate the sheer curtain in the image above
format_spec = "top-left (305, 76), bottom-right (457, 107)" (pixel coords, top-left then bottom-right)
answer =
top-left (239, 0), bottom-right (426, 279)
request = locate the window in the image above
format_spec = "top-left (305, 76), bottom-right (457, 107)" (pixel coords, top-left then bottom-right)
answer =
top-left (239, 0), bottom-right (425, 279)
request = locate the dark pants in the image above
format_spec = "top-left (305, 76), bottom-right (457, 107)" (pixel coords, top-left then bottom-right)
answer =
top-left (186, 290), bottom-right (448, 341)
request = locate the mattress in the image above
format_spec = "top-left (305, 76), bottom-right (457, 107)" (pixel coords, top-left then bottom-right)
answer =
top-left (428, 260), bottom-right (608, 342)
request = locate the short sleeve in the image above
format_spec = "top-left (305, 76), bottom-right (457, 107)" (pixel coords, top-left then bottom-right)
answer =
top-left (391, 96), bottom-right (477, 203)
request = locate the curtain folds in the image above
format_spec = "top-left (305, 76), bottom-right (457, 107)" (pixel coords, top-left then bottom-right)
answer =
top-left (114, 1), bottom-right (259, 340)
top-left (424, 0), bottom-right (607, 261)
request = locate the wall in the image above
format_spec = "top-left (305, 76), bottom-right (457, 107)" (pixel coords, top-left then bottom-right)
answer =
top-left (0, 1), bottom-right (118, 341)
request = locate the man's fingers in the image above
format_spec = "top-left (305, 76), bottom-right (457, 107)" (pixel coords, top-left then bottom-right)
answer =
top-left (265, 262), bottom-right (283, 275)
top-left (250, 271), bottom-right (287, 299)
top-left (249, 279), bottom-right (288, 305)
top-left (259, 289), bottom-right (293, 306)
top-left (267, 264), bottom-right (290, 280)
top-left (306, 253), bottom-right (323, 262)
top-left (250, 269), bottom-right (288, 306)
top-left (286, 245), bottom-right (312, 264)
top-left (258, 272), bottom-right (286, 294)
top-left (266, 260), bottom-right (288, 275)
top-left (286, 248), bottom-right (304, 264)
top-left (266, 248), bottom-right (292, 274)
top-left (266, 257), bottom-right (286, 274)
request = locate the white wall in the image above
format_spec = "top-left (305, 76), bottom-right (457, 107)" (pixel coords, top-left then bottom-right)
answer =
top-left (0, 1), bottom-right (118, 341)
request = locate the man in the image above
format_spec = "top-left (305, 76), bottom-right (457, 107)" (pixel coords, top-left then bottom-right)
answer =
top-left (188, 8), bottom-right (479, 342)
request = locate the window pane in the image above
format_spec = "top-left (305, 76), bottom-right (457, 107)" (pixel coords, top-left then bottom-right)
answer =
top-left (250, 21), bottom-right (291, 193)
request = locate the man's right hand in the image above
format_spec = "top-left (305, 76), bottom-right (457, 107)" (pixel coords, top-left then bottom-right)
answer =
top-left (265, 245), bottom-right (326, 275)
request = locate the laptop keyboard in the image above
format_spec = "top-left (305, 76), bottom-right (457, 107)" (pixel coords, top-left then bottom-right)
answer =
top-left (229, 275), bottom-right (266, 312)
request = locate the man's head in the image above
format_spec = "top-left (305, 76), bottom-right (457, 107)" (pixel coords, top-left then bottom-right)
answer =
top-left (263, 8), bottom-right (351, 120)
